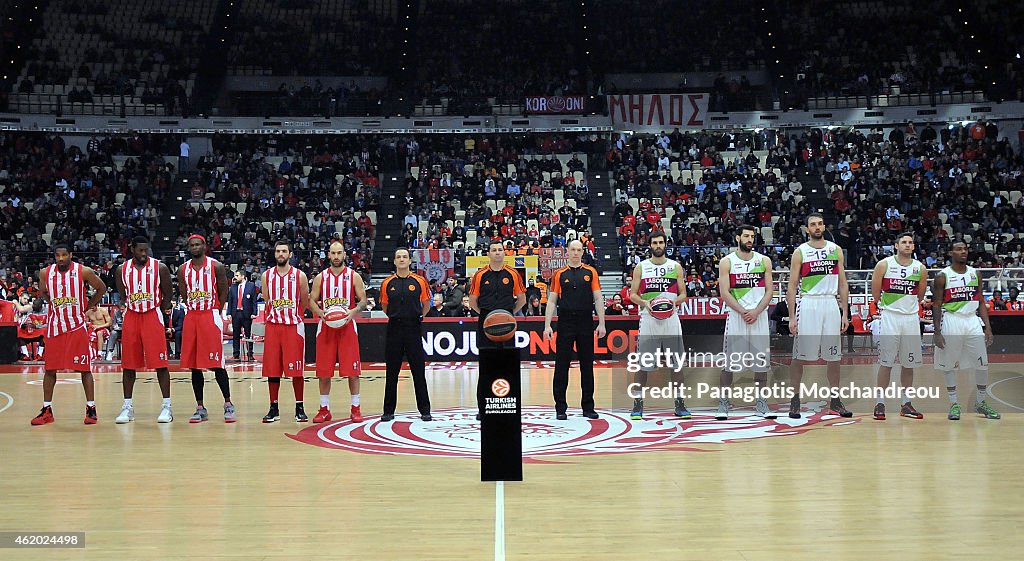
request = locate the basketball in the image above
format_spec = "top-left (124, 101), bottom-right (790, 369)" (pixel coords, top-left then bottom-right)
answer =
top-left (482, 309), bottom-right (517, 342)
top-left (323, 310), bottom-right (349, 329)
top-left (649, 297), bottom-right (677, 320)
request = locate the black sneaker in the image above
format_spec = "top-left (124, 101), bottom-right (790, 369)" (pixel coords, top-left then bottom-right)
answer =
top-left (582, 410), bottom-right (599, 419)
top-left (85, 405), bottom-right (98, 425)
top-left (630, 398), bottom-right (644, 420)
top-left (262, 404), bottom-right (280, 423)
top-left (829, 398), bottom-right (853, 418)
top-left (556, 412), bottom-right (568, 421)
top-left (674, 398), bottom-right (692, 419)
top-left (295, 403), bottom-right (309, 423)
top-left (420, 413), bottom-right (433, 421)
top-left (789, 396), bottom-right (802, 419)
top-left (381, 413), bottom-right (395, 422)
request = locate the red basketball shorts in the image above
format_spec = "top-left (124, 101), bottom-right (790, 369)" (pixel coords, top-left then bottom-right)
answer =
top-left (262, 322), bottom-right (305, 378)
top-left (90, 327), bottom-right (110, 344)
top-left (44, 325), bottom-right (93, 372)
top-left (315, 321), bottom-right (361, 378)
top-left (180, 310), bottom-right (226, 369)
top-left (121, 309), bottom-right (169, 370)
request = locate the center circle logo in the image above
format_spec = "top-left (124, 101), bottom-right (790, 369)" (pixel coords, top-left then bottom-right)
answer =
top-left (288, 403), bottom-right (857, 461)
top-left (491, 379), bottom-right (510, 397)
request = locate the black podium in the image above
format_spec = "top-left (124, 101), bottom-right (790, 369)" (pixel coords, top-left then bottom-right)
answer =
top-left (479, 346), bottom-right (523, 481)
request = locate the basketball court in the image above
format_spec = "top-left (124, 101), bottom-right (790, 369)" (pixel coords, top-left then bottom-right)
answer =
top-left (2, 356), bottom-right (1022, 560)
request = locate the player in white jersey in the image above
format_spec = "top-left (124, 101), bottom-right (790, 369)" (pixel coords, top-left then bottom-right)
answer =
top-left (787, 213), bottom-right (853, 419)
top-left (932, 241), bottom-right (1000, 420)
top-left (177, 235), bottom-right (234, 423)
top-left (30, 243), bottom-right (107, 426)
top-left (628, 231), bottom-right (689, 420)
top-left (869, 233), bottom-right (927, 420)
top-left (716, 225), bottom-right (776, 420)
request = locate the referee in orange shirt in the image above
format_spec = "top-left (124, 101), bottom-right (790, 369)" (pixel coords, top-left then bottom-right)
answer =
top-left (544, 240), bottom-right (606, 420)
top-left (469, 240), bottom-right (526, 420)
top-left (380, 248), bottom-right (433, 421)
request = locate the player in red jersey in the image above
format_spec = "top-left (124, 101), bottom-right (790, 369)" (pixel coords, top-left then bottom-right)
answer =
top-left (114, 236), bottom-right (175, 424)
top-left (177, 235), bottom-right (235, 423)
top-left (260, 240), bottom-right (311, 423)
top-left (30, 242), bottom-right (107, 426)
top-left (307, 240), bottom-right (366, 423)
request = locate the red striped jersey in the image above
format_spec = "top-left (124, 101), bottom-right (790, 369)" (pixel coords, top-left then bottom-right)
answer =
top-left (182, 257), bottom-right (220, 312)
top-left (46, 262), bottom-right (88, 337)
top-left (122, 258), bottom-right (162, 313)
top-left (264, 265), bottom-right (303, 324)
top-left (320, 266), bottom-right (358, 328)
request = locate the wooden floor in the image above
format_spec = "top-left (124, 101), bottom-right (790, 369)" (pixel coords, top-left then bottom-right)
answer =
top-left (1, 357), bottom-right (1022, 561)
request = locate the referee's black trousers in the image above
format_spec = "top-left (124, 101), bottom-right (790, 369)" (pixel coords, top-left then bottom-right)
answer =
top-left (553, 312), bottom-right (596, 414)
top-left (383, 318), bottom-right (431, 416)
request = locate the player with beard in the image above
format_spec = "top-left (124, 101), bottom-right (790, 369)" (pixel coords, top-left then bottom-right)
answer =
top-left (115, 237), bottom-right (175, 423)
top-left (260, 240), bottom-right (311, 423)
top-left (307, 240), bottom-right (366, 423)
top-left (628, 231), bottom-right (689, 420)
top-left (716, 224), bottom-right (776, 420)
top-left (31, 243), bottom-right (108, 425)
top-left (787, 213), bottom-right (853, 419)
top-left (870, 233), bottom-right (927, 420)
top-left (177, 235), bottom-right (235, 423)
top-left (933, 241), bottom-right (1000, 420)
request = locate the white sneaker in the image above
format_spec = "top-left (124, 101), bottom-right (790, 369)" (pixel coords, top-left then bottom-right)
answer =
top-left (715, 398), bottom-right (730, 420)
top-left (157, 406), bottom-right (173, 423)
top-left (115, 406), bottom-right (134, 424)
top-left (755, 398), bottom-right (777, 419)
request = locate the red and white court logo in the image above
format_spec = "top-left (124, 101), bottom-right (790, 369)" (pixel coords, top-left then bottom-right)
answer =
top-left (491, 379), bottom-right (510, 397)
top-left (289, 402), bottom-right (858, 461)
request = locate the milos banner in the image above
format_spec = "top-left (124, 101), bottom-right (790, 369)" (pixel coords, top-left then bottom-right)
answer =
top-left (607, 93), bottom-right (710, 131)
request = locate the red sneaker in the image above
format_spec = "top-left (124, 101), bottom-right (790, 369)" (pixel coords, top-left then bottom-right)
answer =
top-left (350, 405), bottom-right (364, 422)
top-left (900, 402), bottom-right (924, 419)
top-left (312, 406), bottom-right (332, 423)
top-left (873, 403), bottom-right (886, 420)
top-left (31, 406), bottom-right (54, 426)
top-left (84, 405), bottom-right (98, 425)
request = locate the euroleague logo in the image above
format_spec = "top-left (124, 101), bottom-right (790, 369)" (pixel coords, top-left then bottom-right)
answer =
top-left (288, 402), bottom-right (857, 461)
top-left (491, 378), bottom-right (510, 397)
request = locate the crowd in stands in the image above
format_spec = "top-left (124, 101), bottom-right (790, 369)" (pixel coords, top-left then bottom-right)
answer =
top-left (609, 130), bottom-right (804, 289)
top-left (0, 132), bottom-right (178, 291)
top-left (4, 125), bottom-right (1024, 355)
top-left (609, 123), bottom-right (1024, 299)
top-left (399, 134), bottom-right (600, 269)
top-left (181, 134), bottom-right (382, 279)
top-left (818, 121), bottom-right (1024, 269)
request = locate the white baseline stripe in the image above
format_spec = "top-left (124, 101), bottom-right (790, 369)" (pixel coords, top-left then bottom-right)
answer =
top-left (494, 481), bottom-right (505, 561)
top-left (987, 374), bottom-right (1024, 411)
